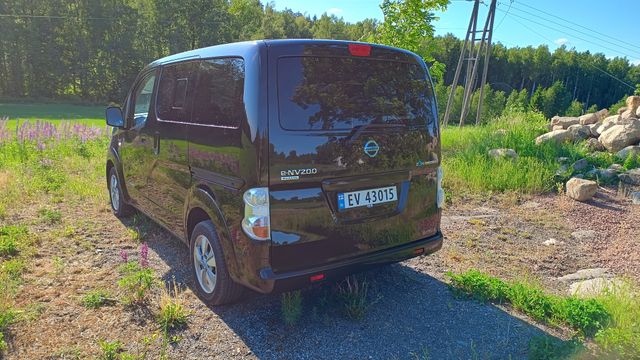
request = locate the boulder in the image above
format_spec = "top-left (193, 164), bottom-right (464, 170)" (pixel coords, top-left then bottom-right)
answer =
top-left (584, 138), bottom-right (605, 152)
top-left (552, 125), bottom-right (564, 131)
top-left (630, 192), bottom-right (640, 205)
top-left (572, 158), bottom-right (590, 172)
top-left (571, 230), bottom-right (596, 240)
top-left (637, 105), bottom-right (640, 118)
top-left (551, 116), bottom-right (580, 129)
top-left (567, 124), bottom-right (591, 141)
top-left (557, 268), bottom-right (610, 282)
top-left (579, 113), bottom-right (599, 125)
top-left (535, 129), bottom-right (572, 145)
top-left (587, 123), bottom-right (600, 137)
top-left (565, 177), bottom-right (598, 201)
top-left (621, 108), bottom-right (636, 120)
top-left (569, 278), bottom-right (623, 298)
top-left (617, 107), bottom-right (627, 115)
top-left (609, 164), bottom-right (624, 172)
top-left (626, 95), bottom-right (640, 113)
top-left (598, 123), bottom-right (640, 152)
top-left (597, 169), bottom-right (618, 182)
top-left (596, 108), bottom-right (609, 121)
top-left (616, 145), bottom-right (640, 160)
top-left (619, 169), bottom-right (640, 185)
top-left (488, 148), bottom-right (518, 160)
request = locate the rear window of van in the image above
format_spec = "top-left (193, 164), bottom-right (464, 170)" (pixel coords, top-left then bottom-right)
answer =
top-left (277, 56), bottom-right (435, 131)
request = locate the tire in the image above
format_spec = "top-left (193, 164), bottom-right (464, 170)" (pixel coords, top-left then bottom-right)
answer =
top-left (190, 220), bottom-right (244, 305)
top-left (108, 167), bottom-right (133, 217)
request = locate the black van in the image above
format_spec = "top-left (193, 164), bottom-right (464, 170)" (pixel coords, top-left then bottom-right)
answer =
top-left (105, 39), bottom-right (443, 305)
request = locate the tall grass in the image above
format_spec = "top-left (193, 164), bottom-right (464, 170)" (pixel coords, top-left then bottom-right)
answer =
top-left (440, 110), bottom-right (615, 195)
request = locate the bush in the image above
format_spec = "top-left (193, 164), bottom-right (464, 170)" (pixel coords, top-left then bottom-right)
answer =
top-left (81, 289), bottom-right (115, 309)
top-left (281, 290), bottom-right (303, 326)
top-left (117, 261), bottom-right (155, 304)
top-left (38, 208), bottom-right (62, 224)
top-left (0, 225), bottom-right (27, 257)
top-left (97, 340), bottom-right (123, 360)
top-left (447, 269), bottom-right (509, 302)
top-left (157, 280), bottom-right (189, 333)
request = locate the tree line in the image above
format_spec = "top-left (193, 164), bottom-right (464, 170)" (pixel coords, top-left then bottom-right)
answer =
top-left (0, 0), bottom-right (638, 120)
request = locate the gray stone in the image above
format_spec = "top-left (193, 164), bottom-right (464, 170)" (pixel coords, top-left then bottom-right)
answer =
top-left (571, 230), bottom-right (596, 240)
top-left (630, 192), bottom-right (640, 205)
top-left (598, 122), bottom-right (640, 152)
top-left (572, 158), bottom-right (590, 172)
top-left (595, 116), bottom-right (620, 134)
top-left (565, 177), bottom-right (598, 201)
top-left (569, 278), bottom-right (623, 298)
top-left (579, 113), bottom-right (599, 125)
top-left (619, 169), bottom-right (640, 185)
top-left (535, 129), bottom-right (572, 145)
top-left (597, 169), bottom-right (618, 181)
top-left (584, 138), bottom-right (605, 151)
top-left (626, 95), bottom-right (640, 114)
top-left (616, 145), bottom-right (640, 160)
top-left (567, 124), bottom-right (591, 141)
top-left (488, 148), bottom-right (518, 160)
top-left (551, 116), bottom-right (580, 129)
top-left (609, 164), bottom-right (624, 172)
top-left (543, 238), bottom-right (562, 246)
top-left (557, 268), bottom-right (610, 282)
top-left (556, 157), bottom-right (570, 164)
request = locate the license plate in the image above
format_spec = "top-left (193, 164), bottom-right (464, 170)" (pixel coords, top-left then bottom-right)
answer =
top-left (337, 186), bottom-right (398, 210)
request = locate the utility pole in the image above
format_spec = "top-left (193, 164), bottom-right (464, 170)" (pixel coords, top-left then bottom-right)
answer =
top-left (442, 0), bottom-right (497, 127)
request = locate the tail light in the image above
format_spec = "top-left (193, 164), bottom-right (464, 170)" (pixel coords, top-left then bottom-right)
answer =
top-left (348, 43), bottom-right (371, 57)
top-left (436, 166), bottom-right (445, 208)
top-left (241, 187), bottom-right (270, 241)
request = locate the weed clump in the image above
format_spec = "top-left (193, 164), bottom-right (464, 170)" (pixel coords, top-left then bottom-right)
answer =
top-left (81, 289), bottom-right (115, 309)
top-left (157, 280), bottom-right (189, 333)
top-left (281, 290), bottom-right (302, 326)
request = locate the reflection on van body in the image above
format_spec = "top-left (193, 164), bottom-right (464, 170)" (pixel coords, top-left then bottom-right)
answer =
top-left (105, 39), bottom-right (443, 305)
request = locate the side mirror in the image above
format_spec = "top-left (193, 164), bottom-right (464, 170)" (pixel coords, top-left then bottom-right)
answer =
top-left (106, 106), bottom-right (124, 128)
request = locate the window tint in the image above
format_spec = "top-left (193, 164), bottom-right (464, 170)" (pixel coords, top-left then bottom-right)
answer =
top-left (132, 73), bottom-right (156, 127)
top-left (192, 58), bottom-right (245, 128)
top-left (277, 57), bottom-right (435, 130)
top-left (157, 62), bottom-right (198, 122)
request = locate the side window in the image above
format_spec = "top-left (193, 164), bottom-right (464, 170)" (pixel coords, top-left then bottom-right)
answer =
top-left (156, 61), bottom-right (198, 122)
top-left (192, 58), bottom-right (245, 128)
top-left (131, 72), bottom-right (156, 127)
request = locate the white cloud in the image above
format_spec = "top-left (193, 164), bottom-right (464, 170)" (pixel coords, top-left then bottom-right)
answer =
top-left (554, 38), bottom-right (569, 46)
top-left (326, 7), bottom-right (343, 15)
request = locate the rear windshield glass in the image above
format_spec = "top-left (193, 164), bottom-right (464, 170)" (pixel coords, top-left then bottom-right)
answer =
top-left (277, 56), bottom-right (435, 131)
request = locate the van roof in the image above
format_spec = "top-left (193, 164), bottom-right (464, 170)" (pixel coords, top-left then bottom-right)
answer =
top-left (148, 39), bottom-right (420, 68)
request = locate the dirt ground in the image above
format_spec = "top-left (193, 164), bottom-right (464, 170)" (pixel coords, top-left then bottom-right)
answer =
top-left (5, 189), bottom-right (639, 359)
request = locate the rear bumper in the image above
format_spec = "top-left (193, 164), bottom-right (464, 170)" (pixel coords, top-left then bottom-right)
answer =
top-left (257, 231), bottom-right (443, 293)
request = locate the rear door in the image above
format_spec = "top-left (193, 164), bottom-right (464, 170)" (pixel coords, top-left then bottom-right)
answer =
top-left (267, 42), bottom-right (441, 274)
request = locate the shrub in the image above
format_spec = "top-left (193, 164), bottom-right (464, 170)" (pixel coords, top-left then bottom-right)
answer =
top-left (622, 153), bottom-right (639, 170)
top-left (157, 280), bottom-right (189, 333)
top-left (336, 275), bottom-right (375, 321)
top-left (560, 298), bottom-right (610, 337)
top-left (117, 261), bottom-right (155, 304)
top-left (97, 340), bottom-right (123, 360)
top-left (0, 225), bottom-right (27, 257)
top-left (528, 336), bottom-right (584, 360)
top-left (81, 289), bottom-right (115, 309)
top-left (281, 290), bottom-right (302, 326)
top-left (38, 207), bottom-right (62, 224)
top-left (447, 269), bottom-right (509, 302)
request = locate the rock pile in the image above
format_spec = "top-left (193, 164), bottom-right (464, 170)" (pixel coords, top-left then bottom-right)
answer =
top-left (535, 96), bottom-right (640, 203)
top-left (535, 96), bottom-right (640, 153)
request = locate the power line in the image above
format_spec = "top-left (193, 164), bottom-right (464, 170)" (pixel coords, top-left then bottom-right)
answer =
top-left (499, 10), bottom-right (635, 90)
top-left (501, 2), bottom-right (640, 59)
top-left (496, 7), bottom-right (638, 60)
top-left (494, 0), bottom-right (513, 30)
top-left (514, 0), bottom-right (638, 51)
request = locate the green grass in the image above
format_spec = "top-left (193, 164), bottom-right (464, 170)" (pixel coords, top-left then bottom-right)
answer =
top-left (0, 102), bottom-right (103, 121)
top-left (448, 270), bottom-right (640, 358)
top-left (117, 261), bottom-right (156, 304)
top-left (81, 289), bottom-right (115, 309)
top-left (281, 290), bottom-right (303, 326)
top-left (440, 110), bottom-right (618, 196)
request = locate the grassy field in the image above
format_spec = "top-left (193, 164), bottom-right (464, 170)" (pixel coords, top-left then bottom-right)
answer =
top-left (0, 103), bottom-right (638, 358)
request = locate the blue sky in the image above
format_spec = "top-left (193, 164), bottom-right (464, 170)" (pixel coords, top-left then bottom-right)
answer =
top-left (272, 0), bottom-right (640, 65)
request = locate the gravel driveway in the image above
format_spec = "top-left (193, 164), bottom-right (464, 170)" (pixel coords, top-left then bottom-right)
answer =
top-left (148, 232), bottom-right (555, 360)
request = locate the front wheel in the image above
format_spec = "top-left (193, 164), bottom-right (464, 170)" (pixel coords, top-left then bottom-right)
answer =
top-left (190, 220), bottom-right (244, 305)
top-left (108, 167), bottom-right (133, 217)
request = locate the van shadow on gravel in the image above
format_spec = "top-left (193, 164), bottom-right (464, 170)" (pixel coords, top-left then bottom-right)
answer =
top-left (130, 218), bottom-right (563, 360)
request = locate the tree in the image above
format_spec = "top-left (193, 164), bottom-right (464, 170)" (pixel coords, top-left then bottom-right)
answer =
top-left (564, 100), bottom-right (583, 117)
top-left (370, 0), bottom-right (448, 81)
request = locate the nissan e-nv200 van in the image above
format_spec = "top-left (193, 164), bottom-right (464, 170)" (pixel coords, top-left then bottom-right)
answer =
top-left (105, 39), bottom-right (443, 305)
